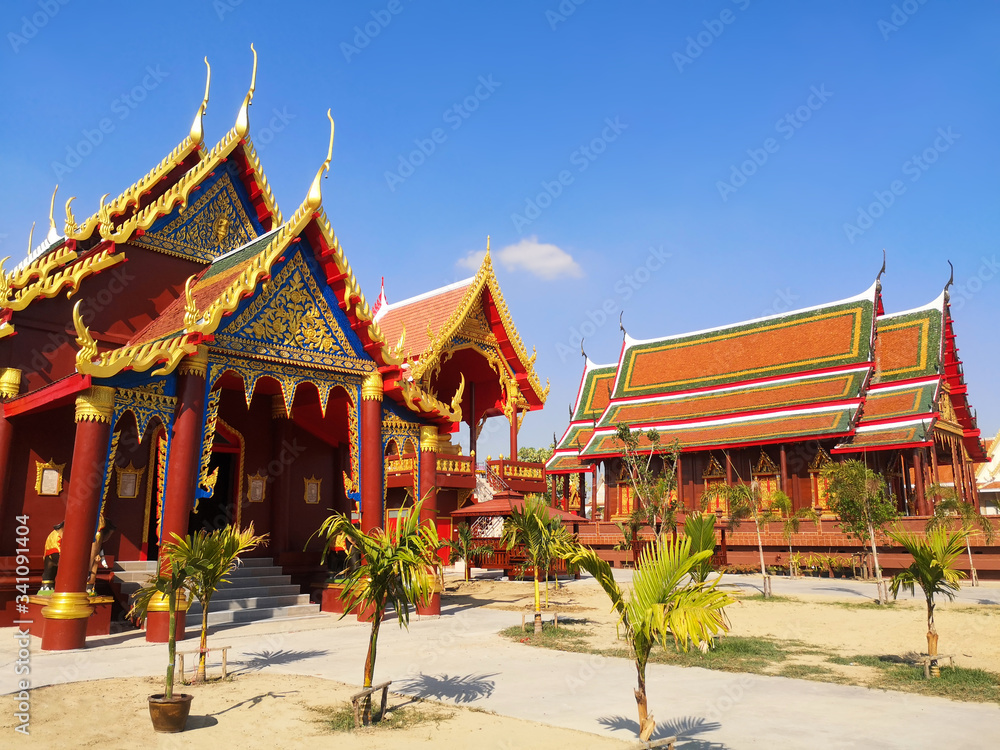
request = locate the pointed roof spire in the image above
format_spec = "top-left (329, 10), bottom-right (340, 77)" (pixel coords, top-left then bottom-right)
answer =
top-left (46, 185), bottom-right (60, 243)
top-left (944, 259), bottom-right (954, 301)
top-left (235, 44), bottom-right (258, 139)
top-left (876, 248), bottom-right (886, 282)
top-left (306, 109), bottom-right (335, 209)
top-left (26, 223), bottom-right (34, 258)
top-left (189, 57), bottom-right (211, 145)
top-left (373, 276), bottom-right (388, 322)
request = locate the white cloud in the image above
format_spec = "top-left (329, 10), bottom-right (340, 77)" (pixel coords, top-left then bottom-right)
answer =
top-left (455, 237), bottom-right (583, 280)
top-left (456, 249), bottom-right (486, 272)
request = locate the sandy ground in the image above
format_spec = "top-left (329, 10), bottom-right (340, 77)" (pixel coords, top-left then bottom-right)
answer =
top-left (0, 673), bottom-right (629, 749)
top-left (454, 576), bottom-right (1000, 676)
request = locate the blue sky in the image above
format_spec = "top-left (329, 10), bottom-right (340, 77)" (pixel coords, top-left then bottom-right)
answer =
top-left (1, 1), bottom-right (998, 457)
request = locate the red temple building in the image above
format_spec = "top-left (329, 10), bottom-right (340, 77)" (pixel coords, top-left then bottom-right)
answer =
top-left (548, 270), bottom-right (988, 565)
top-left (0, 59), bottom-right (546, 648)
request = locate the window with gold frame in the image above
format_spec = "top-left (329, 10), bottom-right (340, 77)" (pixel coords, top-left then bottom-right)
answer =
top-left (247, 471), bottom-right (267, 503)
top-left (115, 462), bottom-right (145, 499)
top-left (35, 459), bottom-right (65, 497)
top-left (808, 446), bottom-right (834, 516)
top-left (702, 455), bottom-right (727, 514)
top-left (751, 451), bottom-right (780, 507)
top-left (304, 476), bottom-right (322, 505)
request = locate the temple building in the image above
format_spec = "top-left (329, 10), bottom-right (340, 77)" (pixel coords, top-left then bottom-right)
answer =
top-left (548, 271), bottom-right (987, 523)
top-left (0, 56), bottom-right (546, 648)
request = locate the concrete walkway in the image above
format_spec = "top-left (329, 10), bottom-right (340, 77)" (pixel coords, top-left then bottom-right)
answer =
top-left (2, 577), bottom-right (998, 749)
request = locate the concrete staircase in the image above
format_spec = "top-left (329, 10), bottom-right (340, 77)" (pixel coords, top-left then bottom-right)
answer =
top-left (113, 557), bottom-right (322, 628)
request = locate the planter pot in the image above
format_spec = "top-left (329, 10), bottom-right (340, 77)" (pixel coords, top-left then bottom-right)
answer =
top-left (148, 693), bottom-right (193, 733)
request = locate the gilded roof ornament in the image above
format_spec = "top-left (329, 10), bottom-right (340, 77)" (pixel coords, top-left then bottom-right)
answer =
top-left (46, 185), bottom-right (60, 243)
top-left (235, 43), bottom-right (258, 139)
top-left (189, 57), bottom-right (211, 146)
top-left (26, 223), bottom-right (34, 259)
top-left (72, 300), bottom-right (99, 369)
top-left (183, 275), bottom-right (200, 328)
top-left (306, 109), bottom-right (335, 209)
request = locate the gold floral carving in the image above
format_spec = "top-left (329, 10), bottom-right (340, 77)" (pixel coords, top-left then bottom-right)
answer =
top-left (75, 386), bottom-right (116, 423)
top-left (131, 173), bottom-right (256, 262)
top-left (362, 371), bottom-right (383, 401)
top-left (0, 367), bottom-right (20, 400)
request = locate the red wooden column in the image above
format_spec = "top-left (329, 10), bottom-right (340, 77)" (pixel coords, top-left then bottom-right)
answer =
top-left (0, 368), bottom-right (21, 536)
top-left (147, 348), bottom-right (207, 643)
top-left (676, 455), bottom-right (685, 510)
top-left (591, 466), bottom-right (598, 520)
top-left (562, 474), bottom-right (570, 512)
top-left (508, 409), bottom-right (518, 462)
top-left (779, 444), bottom-right (789, 494)
top-left (550, 474), bottom-right (558, 507)
top-left (913, 449), bottom-right (928, 515)
top-left (41, 386), bottom-right (115, 651)
top-left (270, 395), bottom-right (293, 560)
top-left (725, 453), bottom-right (733, 485)
top-left (578, 471), bottom-right (587, 519)
top-left (360, 372), bottom-right (384, 533)
top-left (417, 426), bottom-right (440, 615)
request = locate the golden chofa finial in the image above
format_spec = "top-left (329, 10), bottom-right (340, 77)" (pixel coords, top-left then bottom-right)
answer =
top-left (189, 57), bottom-right (211, 145)
top-left (306, 109), bottom-right (335, 209)
top-left (64, 196), bottom-right (78, 235)
top-left (26, 222), bottom-right (35, 256)
top-left (235, 43), bottom-right (258, 139)
top-left (44, 185), bottom-right (61, 244)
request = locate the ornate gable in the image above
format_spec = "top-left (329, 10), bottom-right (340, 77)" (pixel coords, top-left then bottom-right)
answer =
top-left (752, 451), bottom-right (780, 475)
top-left (703, 455), bottom-right (725, 479)
top-left (132, 170), bottom-right (258, 263)
top-left (214, 249), bottom-right (371, 374)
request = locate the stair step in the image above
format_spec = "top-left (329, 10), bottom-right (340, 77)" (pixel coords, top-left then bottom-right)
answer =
top-left (187, 593), bottom-right (311, 614)
top-left (186, 603), bottom-right (321, 627)
top-left (114, 560), bottom-right (158, 572)
top-left (220, 574), bottom-right (291, 587)
top-left (224, 566), bottom-right (284, 578)
top-left (203, 584), bottom-right (301, 601)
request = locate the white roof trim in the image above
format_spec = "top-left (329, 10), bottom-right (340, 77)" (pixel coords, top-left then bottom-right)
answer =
top-left (382, 277), bottom-right (474, 311)
top-left (623, 280), bottom-right (878, 348)
top-left (878, 290), bottom-right (946, 320)
top-left (855, 417), bottom-right (930, 433)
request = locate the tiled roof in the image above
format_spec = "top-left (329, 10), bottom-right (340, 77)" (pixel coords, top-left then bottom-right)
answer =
top-left (597, 368), bottom-right (869, 429)
top-left (378, 280), bottom-right (473, 359)
top-left (582, 405), bottom-right (858, 455)
top-left (833, 419), bottom-right (932, 452)
top-left (612, 283), bottom-right (877, 399)
top-left (872, 294), bottom-right (944, 385)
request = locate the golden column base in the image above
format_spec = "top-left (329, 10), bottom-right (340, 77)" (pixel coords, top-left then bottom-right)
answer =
top-left (146, 590), bottom-right (190, 613)
top-left (41, 591), bottom-right (94, 620)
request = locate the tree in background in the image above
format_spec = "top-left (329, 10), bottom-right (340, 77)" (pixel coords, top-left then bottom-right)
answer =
top-left (612, 425), bottom-right (681, 543)
top-left (823, 460), bottom-right (898, 603)
top-left (501, 497), bottom-right (571, 633)
top-left (926, 486), bottom-right (995, 587)
top-left (518, 443), bottom-right (554, 465)
top-left (442, 521), bottom-right (491, 581)
top-left (560, 536), bottom-right (733, 741)
top-left (772, 494), bottom-right (820, 577)
top-left (703, 481), bottom-right (786, 597)
top-left (887, 527), bottom-right (968, 677)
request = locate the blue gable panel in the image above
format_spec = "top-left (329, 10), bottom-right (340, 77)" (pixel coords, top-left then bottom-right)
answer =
top-left (130, 160), bottom-right (265, 263)
top-left (211, 244), bottom-right (375, 376)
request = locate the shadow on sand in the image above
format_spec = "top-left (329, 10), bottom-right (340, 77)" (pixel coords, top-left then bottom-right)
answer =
top-left (598, 714), bottom-right (727, 748)
top-left (395, 672), bottom-right (497, 703)
top-left (229, 648), bottom-right (330, 674)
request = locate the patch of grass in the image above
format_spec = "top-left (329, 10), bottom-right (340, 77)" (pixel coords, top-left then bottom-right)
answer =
top-left (827, 600), bottom-right (897, 610)
top-left (499, 621), bottom-right (592, 653)
top-left (778, 663), bottom-right (842, 681)
top-left (829, 655), bottom-right (1000, 704)
top-left (645, 636), bottom-right (789, 674)
top-left (316, 700), bottom-right (452, 733)
top-left (737, 593), bottom-right (795, 603)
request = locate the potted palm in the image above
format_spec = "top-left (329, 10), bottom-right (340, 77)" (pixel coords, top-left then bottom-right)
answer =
top-left (178, 524), bottom-right (267, 683)
top-left (129, 533), bottom-right (211, 733)
top-left (442, 522), bottom-right (490, 581)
